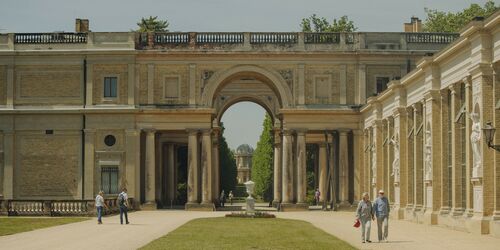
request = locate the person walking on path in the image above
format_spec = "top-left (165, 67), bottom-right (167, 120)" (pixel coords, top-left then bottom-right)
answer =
top-left (118, 188), bottom-right (130, 225)
top-left (373, 189), bottom-right (390, 242)
top-left (228, 191), bottom-right (234, 205)
top-left (95, 191), bottom-right (109, 224)
top-left (314, 188), bottom-right (321, 205)
top-left (220, 190), bottom-right (226, 207)
top-left (356, 192), bottom-right (374, 243)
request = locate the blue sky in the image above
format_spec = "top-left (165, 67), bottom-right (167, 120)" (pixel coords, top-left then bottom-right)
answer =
top-left (0, 0), bottom-right (490, 149)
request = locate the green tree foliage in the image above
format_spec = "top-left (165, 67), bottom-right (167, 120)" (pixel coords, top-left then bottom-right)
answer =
top-left (219, 124), bottom-right (237, 194)
top-left (423, 1), bottom-right (499, 32)
top-left (136, 16), bottom-right (169, 32)
top-left (301, 14), bottom-right (357, 32)
top-left (251, 114), bottom-right (275, 201)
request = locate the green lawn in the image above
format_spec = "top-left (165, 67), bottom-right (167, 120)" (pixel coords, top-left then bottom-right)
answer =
top-left (141, 217), bottom-right (357, 250)
top-left (0, 217), bottom-right (89, 236)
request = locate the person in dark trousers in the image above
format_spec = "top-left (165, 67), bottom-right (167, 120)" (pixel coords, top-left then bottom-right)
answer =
top-left (373, 189), bottom-right (390, 242)
top-left (220, 190), bottom-right (226, 207)
top-left (118, 188), bottom-right (130, 225)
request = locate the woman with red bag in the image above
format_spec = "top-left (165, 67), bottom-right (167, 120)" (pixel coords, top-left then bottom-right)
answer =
top-left (356, 192), bottom-right (375, 243)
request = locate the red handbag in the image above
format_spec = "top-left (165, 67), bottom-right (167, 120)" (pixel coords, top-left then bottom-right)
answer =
top-left (353, 219), bottom-right (360, 228)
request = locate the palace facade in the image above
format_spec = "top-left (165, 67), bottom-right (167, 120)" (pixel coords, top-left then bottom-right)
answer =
top-left (0, 13), bottom-right (498, 237)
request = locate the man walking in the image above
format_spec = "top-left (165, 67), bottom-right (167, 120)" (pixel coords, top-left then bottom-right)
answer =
top-left (95, 191), bottom-right (109, 224)
top-left (118, 188), bottom-right (130, 225)
top-left (373, 189), bottom-right (390, 242)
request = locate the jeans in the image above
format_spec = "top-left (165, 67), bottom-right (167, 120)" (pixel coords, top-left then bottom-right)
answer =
top-left (119, 205), bottom-right (129, 224)
top-left (360, 217), bottom-right (371, 241)
top-left (96, 206), bottom-right (103, 223)
top-left (376, 216), bottom-right (389, 241)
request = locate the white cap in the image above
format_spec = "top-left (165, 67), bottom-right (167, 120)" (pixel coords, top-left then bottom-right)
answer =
top-left (379, 189), bottom-right (385, 194)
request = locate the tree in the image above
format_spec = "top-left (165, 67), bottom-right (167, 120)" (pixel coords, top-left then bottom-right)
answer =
top-left (423, 1), bottom-right (498, 32)
top-left (251, 114), bottom-right (275, 201)
top-left (301, 14), bottom-right (357, 32)
top-left (219, 123), bottom-right (238, 194)
top-left (136, 16), bottom-right (169, 32)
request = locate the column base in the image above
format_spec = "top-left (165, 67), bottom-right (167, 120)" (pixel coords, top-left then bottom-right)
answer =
top-left (272, 200), bottom-right (280, 208)
top-left (390, 205), bottom-right (405, 220)
top-left (337, 201), bottom-right (356, 211)
top-left (141, 201), bottom-right (157, 210)
top-left (279, 203), bottom-right (308, 212)
top-left (185, 202), bottom-right (215, 211)
top-left (465, 213), bottom-right (490, 235)
top-left (490, 212), bottom-right (500, 239)
top-left (423, 209), bottom-right (438, 225)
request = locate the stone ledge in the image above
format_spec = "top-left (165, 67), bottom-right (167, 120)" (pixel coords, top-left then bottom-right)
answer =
top-left (185, 202), bottom-right (215, 211)
top-left (141, 202), bottom-right (157, 210)
top-left (279, 203), bottom-right (308, 212)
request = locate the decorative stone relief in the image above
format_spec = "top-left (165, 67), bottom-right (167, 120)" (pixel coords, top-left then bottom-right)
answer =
top-left (371, 144), bottom-right (377, 183)
top-left (278, 69), bottom-right (294, 92)
top-left (390, 134), bottom-right (400, 183)
top-left (470, 111), bottom-right (482, 178)
top-left (424, 128), bottom-right (432, 181)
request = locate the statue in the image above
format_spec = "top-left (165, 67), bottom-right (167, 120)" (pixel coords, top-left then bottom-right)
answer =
top-left (470, 112), bottom-right (482, 177)
top-left (424, 130), bottom-right (432, 181)
top-left (390, 134), bottom-right (400, 182)
top-left (371, 144), bottom-right (377, 181)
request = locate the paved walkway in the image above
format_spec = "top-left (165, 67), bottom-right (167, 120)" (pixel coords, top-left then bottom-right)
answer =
top-left (1, 210), bottom-right (500, 249)
top-left (278, 211), bottom-right (500, 250)
top-left (0, 211), bottom-right (223, 250)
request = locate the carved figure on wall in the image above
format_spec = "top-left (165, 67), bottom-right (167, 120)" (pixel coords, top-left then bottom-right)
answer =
top-left (371, 144), bottom-right (377, 180)
top-left (470, 112), bottom-right (482, 175)
top-left (424, 129), bottom-right (432, 181)
top-left (390, 134), bottom-right (400, 182)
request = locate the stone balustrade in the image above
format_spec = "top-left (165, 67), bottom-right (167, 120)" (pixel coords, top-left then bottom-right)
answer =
top-left (0, 31), bottom-right (459, 52)
top-left (0, 198), bottom-right (134, 216)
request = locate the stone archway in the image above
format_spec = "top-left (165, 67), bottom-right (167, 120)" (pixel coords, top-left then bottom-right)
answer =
top-left (201, 64), bottom-right (293, 109)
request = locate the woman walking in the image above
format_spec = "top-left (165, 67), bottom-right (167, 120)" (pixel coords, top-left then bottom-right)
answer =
top-left (356, 192), bottom-right (374, 243)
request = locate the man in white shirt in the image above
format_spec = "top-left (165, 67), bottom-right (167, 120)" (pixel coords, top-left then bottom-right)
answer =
top-left (118, 188), bottom-right (130, 225)
top-left (95, 191), bottom-right (108, 224)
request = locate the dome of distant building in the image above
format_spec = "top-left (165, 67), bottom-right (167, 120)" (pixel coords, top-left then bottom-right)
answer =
top-left (236, 144), bottom-right (254, 155)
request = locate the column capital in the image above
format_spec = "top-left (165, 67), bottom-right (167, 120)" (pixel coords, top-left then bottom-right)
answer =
top-left (393, 106), bottom-right (407, 117)
top-left (462, 75), bottom-right (472, 87)
top-left (186, 129), bottom-right (199, 135)
top-left (143, 128), bottom-right (156, 134)
top-left (282, 129), bottom-right (294, 136)
top-left (352, 129), bottom-right (363, 136)
top-left (296, 129), bottom-right (307, 136)
top-left (200, 129), bottom-right (212, 135)
top-left (337, 129), bottom-right (350, 135)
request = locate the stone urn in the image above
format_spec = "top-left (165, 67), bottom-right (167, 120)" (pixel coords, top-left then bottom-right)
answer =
top-left (244, 180), bottom-right (255, 214)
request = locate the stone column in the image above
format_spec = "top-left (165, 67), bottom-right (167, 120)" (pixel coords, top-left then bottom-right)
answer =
top-left (144, 129), bottom-right (156, 209)
top-left (464, 77), bottom-right (474, 217)
top-left (2, 130), bottom-right (14, 199)
top-left (187, 130), bottom-right (199, 204)
top-left (373, 121), bottom-right (384, 199)
top-left (413, 103), bottom-right (424, 214)
top-left (492, 66), bottom-right (500, 237)
top-left (352, 130), bottom-right (362, 202)
top-left (424, 90), bottom-right (442, 225)
top-left (338, 129), bottom-right (350, 206)
top-left (85, 63), bottom-right (93, 106)
top-left (357, 64), bottom-right (366, 104)
top-left (449, 84), bottom-right (464, 216)
top-left (393, 107), bottom-right (407, 220)
top-left (439, 90), bottom-right (451, 216)
top-left (212, 128), bottom-right (220, 201)
top-left (273, 128), bottom-right (282, 204)
top-left (201, 130), bottom-right (212, 204)
top-left (318, 143), bottom-right (327, 203)
top-left (296, 130), bottom-right (307, 204)
top-left (282, 130), bottom-right (293, 204)
top-left (405, 107), bottom-right (415, 216)
top-left (167, 143), bottom-right (176, 204)
top-left (83, 129), bottom-right (96, 200)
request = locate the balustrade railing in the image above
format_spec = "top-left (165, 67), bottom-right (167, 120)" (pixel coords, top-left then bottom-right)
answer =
top-left (250, 32), bottom-right (298, 44)
top-left (304, 33), bottom-right (340, 44)
top-left (154, 33), bottom-right (190, 44)
top-left (8, 200), bottom-right (45, 216)
top-left (3, 199), bottom-right (134, 216)
top-left (196, 33), bottom-right (244, 44)
top-left (406, 33), bottom-right (459, 43)
top-left (14, 33), bottom-right (88, 44)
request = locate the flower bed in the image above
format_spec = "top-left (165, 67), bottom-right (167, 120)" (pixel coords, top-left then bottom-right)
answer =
top-left (225, 211), bottom-right (276, 218)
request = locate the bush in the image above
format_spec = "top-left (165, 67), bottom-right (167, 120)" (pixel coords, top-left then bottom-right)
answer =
top-left (225, 211), bottom-right (276, 218)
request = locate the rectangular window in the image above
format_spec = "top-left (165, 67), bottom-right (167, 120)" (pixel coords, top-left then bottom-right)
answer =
top-left (101, 166), bottom-right (119, 194)
top-left (104, 77), bottom-right (118, 98)
top-left (376, 77), bottom-right (390, 94)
